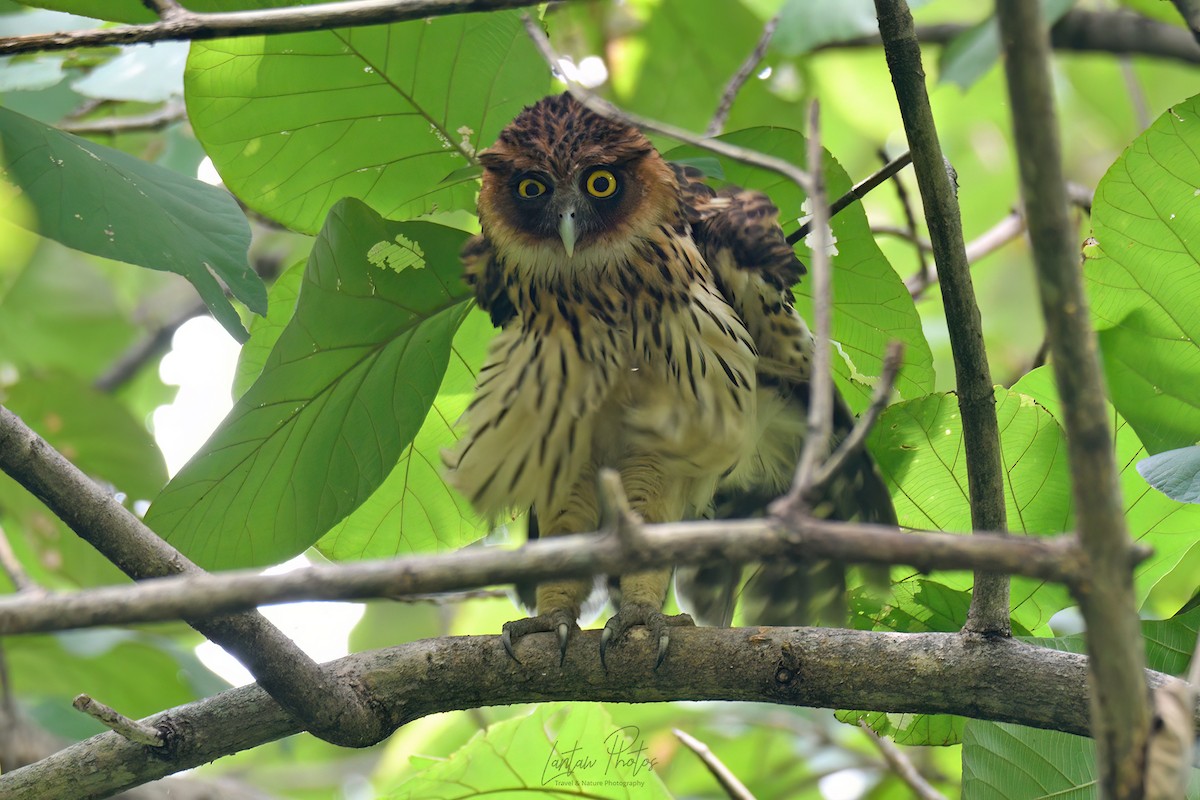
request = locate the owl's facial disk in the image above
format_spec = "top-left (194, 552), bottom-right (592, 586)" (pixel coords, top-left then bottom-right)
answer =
top-left (502, 164), bottom-right (627, 258)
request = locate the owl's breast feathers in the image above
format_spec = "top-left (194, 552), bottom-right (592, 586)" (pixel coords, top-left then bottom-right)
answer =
top-left (447, 189), bottom-right (761, 519)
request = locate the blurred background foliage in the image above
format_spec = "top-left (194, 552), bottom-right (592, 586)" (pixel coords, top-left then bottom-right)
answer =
top-left (0, 0), bottom-right (1199, 797)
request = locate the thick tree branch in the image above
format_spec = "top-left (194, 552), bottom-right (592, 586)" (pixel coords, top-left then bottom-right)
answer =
top-left (0, 406), bottom-right (388, 748)
top-left (821, 10), bottom-right (1200, 65)
top-left (0, 521), bottom-right (1121, 636)
top-left (996, 3), bottom-right (1152, 797)
top-left (0, 629), bottom-right (1190, 800)
top-left (873, 0), bottom-right (1011, 636)
top-left (0, 0), bottom-right (547, 56)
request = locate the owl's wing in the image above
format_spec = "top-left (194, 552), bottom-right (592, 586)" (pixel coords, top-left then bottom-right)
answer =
top-left (461, 234), bottom-right (516, 328)
top-left (671, 166), bottom-right (896, 627)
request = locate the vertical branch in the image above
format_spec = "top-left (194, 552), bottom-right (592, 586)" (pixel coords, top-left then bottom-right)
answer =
top-left (996, 2), bottom-right (1151, 796)
top-left (872, 0), bottom-right (1011, 636)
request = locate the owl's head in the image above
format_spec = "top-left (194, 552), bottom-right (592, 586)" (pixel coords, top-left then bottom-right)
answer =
top-left (476, 93), bottom-right (677, 265)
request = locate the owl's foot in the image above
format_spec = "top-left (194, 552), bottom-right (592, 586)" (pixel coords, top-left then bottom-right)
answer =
top-left (600, 604), bottom-right (694, 671)
top-left (501, 610), bottom-right (579, 667)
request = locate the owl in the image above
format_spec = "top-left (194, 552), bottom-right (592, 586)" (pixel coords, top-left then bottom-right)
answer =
top-left (443, 93), bottom-right (895, 668)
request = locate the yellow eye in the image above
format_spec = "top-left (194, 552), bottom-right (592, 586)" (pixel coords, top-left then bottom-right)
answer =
top-left (517, 178), bottom-right (546, 198)
top-left (586, 169), bottom-right (618, 198)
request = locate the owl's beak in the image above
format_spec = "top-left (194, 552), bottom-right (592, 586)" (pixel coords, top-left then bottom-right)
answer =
top-left (558, 209), bottom-right (577, 258)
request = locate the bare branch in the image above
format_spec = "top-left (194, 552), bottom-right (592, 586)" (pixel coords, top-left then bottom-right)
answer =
top-left (0, 405), bottom-right (388, 748)
top-left (0, 524), bottom-right (40, 595)
top-left (0, 522), bottom-right (1127, 636)
top-left (1, 630), bottom-right (1191, 800)
top-left (674, 728), bottom-right (758, 800)
top-left (60, 102), bottom-right (188, 136)
top-left (873, 0), bottom-right (1010, 636)
top-left (786, 150), bottom-right (912, 246)
top-left (0, 0), bottom-right (548, 56)
top-left (706, 14), bottom-right (780, 138)
top-left (807, 341), bottom-right (904, 495)
top-left (816, 10), bottom-right (1200, 65)
top-left (1170, 0), bottom-right (1200, 45)
top-left (72, 695), bottom-right (164, 748)
top-left (520, 15), bottom-right (814, 194)
top-left (858, 721), bottom-right (947, 800)
top-left (786, 101), bottom-right (835, 500)
top-left (996, 3), bottom-right (1151, 795)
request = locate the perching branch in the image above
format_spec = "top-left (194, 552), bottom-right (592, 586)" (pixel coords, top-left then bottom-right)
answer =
top-left (996, 3), bottom-right (1152, 797)
top-left (0, 629), bottom-right (1190, 800)
top-left (0, 405), bottom-right (389, 748)
top-left (0, 0), bottom-right (548, 56)
top-left (873, 0), bottom-right (1011, 637)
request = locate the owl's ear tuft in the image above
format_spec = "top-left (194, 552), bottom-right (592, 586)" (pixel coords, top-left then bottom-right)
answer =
top-left (478, 149), bottom-right (508, 170)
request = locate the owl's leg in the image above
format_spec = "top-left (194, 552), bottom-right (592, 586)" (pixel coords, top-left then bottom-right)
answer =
top-left (600, 459), bottom-right (694, 670)
top-left (501, 467), bottom-right (599, 666)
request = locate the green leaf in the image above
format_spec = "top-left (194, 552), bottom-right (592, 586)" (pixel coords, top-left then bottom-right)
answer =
top-left (1085, 94), bottom-right (1200, 454)
top-left (385, 704), bottom-right (672, 799)
top-left (0, 106), bottom-right (263, 342)
top-left (1139, 445), bottom-right (1200, 504)
top-left (316, 308), bottom-right (491, 560)
top-left (185, 9), bottom-right (549, 234)
top-left (938, 0), bottom-right (1075, 90)
top-left (1012, 366), bottom-right (1200, 606)
top-left (963, 607), bottom-right (1200, 799)
top-left (145, 199), bottom-right (472, 570)
top-left (613, 0), bottom-right (763, 131)
top-left (233, 258), bottom-right (305, 399)
top-left (773, 0), bottom-right (934, 56)
top-left (666, 127), bottom-right (935, 411)
top-left (0, 371), bottom-right (167, 590)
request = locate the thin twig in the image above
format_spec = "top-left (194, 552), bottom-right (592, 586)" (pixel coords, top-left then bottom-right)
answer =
top-left (884, 145), bottom-right (927, 278)
top-left (0, 0), bottom-right (548, 56)
top-left (706, 14), bottom-right (780, 137)
top-left (141, 0), bottom-right (186, 19)
top-left (0, 524), bottom-right (39, 595)
top-left (93, 299), bottom-right (206, 393)
top-left (0, 525), bottom-right (1119, 637)
top-left (60, 102), bottom-right (188, 136)
top-left (786, 150), bottom-right (912, 246)
top-left (782, 101), bottom-right (834, 504)
top-left (72, 695), bottom-right (164, 747)
top-left (520, 15), bottom-right (813, 194)
top-left (964, 210), bottom-right (1026, 263)
top-left (674, 728), bottom-right (758, 800)
top-left (857, 721), bottom-right (947, 800)
top-left (873, 224), bottom-right (932, 250)
top-left (597, 468), bottom-right (643, 549)
top-left (807, 341), bottom-right (905, 495)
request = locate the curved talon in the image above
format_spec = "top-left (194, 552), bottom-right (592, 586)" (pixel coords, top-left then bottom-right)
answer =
top-left (599, 626), bottom-right (615, 671)
top-left (600, 605), bottom-right (695, 670)
top-left (654, 631), bottom-right (671, 671)
top-left (557, 622), bottom-right (571, 667)
top-left (501, 625), bottom-right (521, 664)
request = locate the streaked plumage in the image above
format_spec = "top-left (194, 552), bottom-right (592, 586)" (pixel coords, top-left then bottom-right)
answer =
top-left (443, 94), bottom-right (895, 665)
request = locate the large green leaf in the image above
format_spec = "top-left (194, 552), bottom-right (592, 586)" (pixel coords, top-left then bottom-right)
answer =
top-left (232, 257), bottom-right (306, 399)
top-left (0, 106), bottom-right (263, 342)
top-left (937, 0), bottom-right (1074, 90)
top-left (317, 308), bottom-right (490, 560)
top-left (385, 704), bottom-right (672, 799)
top-left (1084, 94), bottom-right (1200, 454)
top-left (1138, 445), bottom-right (1200, 505)
top-left (1012, 366), bottom-right (1200, 607)
top-left (963, 607), bottom-right (1200, 799)
top-left (185, 9), bottom-right (548, 234)
top-left (145, 199), bottom-right (472, 570)
top-left (866, 388), bottom-right (1073, 634)
top-left (666, 127), bottom-right (935, 412)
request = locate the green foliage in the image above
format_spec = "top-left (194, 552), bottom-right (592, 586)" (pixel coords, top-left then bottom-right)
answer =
top-left (0, 106), bottom-right (263, 341)
top-left (1086, 95), bottom-right (1200, 454)
top-left (1138, 445), bottom-right (1200, 504)
top-left (2, 1), bottom-right (1200, 797)
top-left (185, 8), bottom-right (549, 234)
top-left (144, 200), bottom-right (472, 569)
